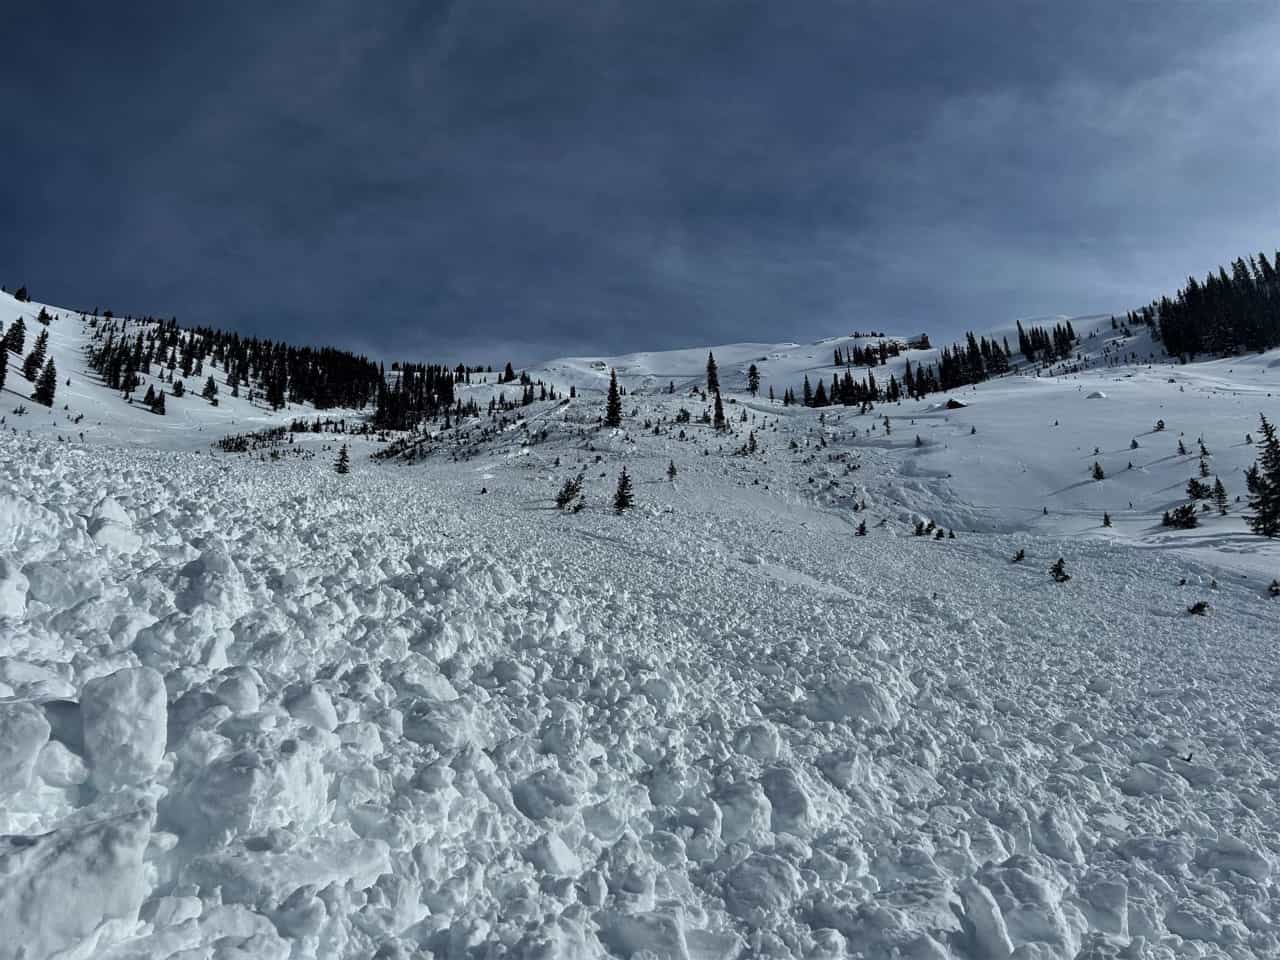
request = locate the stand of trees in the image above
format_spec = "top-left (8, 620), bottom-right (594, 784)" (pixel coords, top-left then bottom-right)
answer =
top-left (1149, 251), bottom-right (1280, 357)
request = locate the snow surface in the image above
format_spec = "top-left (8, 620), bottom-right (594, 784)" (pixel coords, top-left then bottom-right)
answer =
top-left (3, 291), bottom-right (1280, 958)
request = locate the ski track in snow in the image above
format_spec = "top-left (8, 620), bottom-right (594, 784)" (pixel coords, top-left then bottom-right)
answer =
top-left (2, 294), bottom-right (1280, 959)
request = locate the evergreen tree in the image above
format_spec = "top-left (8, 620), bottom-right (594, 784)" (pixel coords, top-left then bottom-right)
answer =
top-left (202, 374), bottom-right (218, 401)
top-left (335, 444), bottom-right (350, 475)
top-left (1050, 557), bottom-right (1070, 582)
top-left (152, 390), bottom-right (166, 415)
top-left (604, 368), bottom-right (623, 427)
top-left (667, 460), bottom-right (677, 481)
top-left (22, 329), bottom-right (49, 380)
top-left (747, 363), bottom-right (760, 396)
top-left (3, 315), bottom-right (24, 354)
top-left (713, 391), bottom-right (726, 430)
top-left (613, 467), bottom-right (634, 513)
top-left (1245, 414), bottom-right (1280, 537)
top-left (555, 472), bottom-right (584, 509)
top-left (13, 285), bottom-right (29, 302)
top-left (0, 345), bottom-right (4, 393)
top-left (1103, 512), bottom-right (1112, 527)
top-left (33, 357), bottom-right (57, 406)
top-left (1213, 476), bottom-right (1228, 514)
top-left (1092, 461), bottom-right (1105, 481)
top-left (706, 352), bottom-right (719, 394)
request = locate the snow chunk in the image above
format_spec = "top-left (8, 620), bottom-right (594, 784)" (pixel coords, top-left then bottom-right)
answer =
top-left (1197, 836), bottom-right (1272, 882)
top-left (524, 832), bottom-right (582, 877)
top-left (0, 557), bottom-right (29, 620)
top-left (805, 678), bottom-right (901, 727)
top-left (81, 666), bottom-right (168, 789)
top-left (1086, 390), bottom-right (1107, 399)
top-left (724, 853), bottom-right (802, 918)
top-left (600, 911), bottom-right (690, 960)
top-left (285, 683), bottom-right (338, 732)
top-left (0, 701), bottom-right (51, 795)
top-left (0, 808), bottom-right (152, 960)
top-left (958, 878), bottom-right (1014, 959)
top-left (89, 517), bottom-right (142, 553)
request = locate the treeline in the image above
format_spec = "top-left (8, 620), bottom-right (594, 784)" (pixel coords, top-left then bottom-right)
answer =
top-left (1143, 251), bottom-right (1280, 358)
top-left (86, 314), bottom-right (385, 410)
top-left (789, 328), bottom-right (1050, 407)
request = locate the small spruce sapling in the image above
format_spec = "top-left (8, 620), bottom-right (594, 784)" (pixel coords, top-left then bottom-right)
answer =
top-left (335, 444), bottom-right (350, 475)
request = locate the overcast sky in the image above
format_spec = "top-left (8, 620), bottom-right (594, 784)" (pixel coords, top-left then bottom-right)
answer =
top-left (3, 1), bottom-right (1278, 364)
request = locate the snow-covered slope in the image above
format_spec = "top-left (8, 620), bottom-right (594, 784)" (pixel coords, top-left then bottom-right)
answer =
top-left (3, 288), bottom-right (1280, 959)
top-left (0, 291), bottom-right (360, 450)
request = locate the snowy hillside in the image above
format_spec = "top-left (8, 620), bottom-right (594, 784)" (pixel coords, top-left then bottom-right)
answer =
top-left (3, 287), bottom-right (1280, 959)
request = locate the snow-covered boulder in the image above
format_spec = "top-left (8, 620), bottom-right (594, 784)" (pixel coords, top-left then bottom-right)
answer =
top-left (81, 666), bottom-right (168, 789)
top-left (1086, 390), bottom-right (1107, 399)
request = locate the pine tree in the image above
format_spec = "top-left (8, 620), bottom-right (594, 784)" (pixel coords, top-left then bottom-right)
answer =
top-left (747, 364), bottom-right (760, 396)
top-left (3, 315), bottom-right (24, 354)
top-left (1050, 557), bottom-right (1070, 582)
top-left (604, 368), bottom-right (622, 427)
top-left (33, 358), bottom-right (57, 406)
top-left (335, 444), bottom-right (350, 475)
top-left (1245, 414), bottom-right (1280, 537)
top-left (667, 460), bottom-right (677, 481)
top-left (1213, 476), bottom-right (1228, 515)
top-left (613, 467), bottom-right (633, 513)
top-left (1103, 512), bottom-right (1112, 527)
top-left (152, 390), bottom-right (166, 415)
top-left (713, 390), bottom-right (726, 431)
top-left (1091, 461), bottom-right (1105, 481)
top-left (22, 329), bottom-right (49, 380)
top-left (202, 375), bottom-right (218, 401)
top-left (706, 352), bottom-right (719, 394)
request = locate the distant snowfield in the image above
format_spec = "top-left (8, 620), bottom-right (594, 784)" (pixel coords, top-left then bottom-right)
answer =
top-left (2, 290), bottom-right (1280, 959)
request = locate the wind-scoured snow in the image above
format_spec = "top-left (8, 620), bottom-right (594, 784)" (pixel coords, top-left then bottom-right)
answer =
top-left (2, 291), bottom-right (1280, 959)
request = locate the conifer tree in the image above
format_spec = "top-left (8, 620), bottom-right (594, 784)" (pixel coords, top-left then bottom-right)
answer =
top-left (202, 374), bottom-right (218, 401)
top-left (604, 368), bottom-right (622, 427)
top-left (1245, 414), bottom-right (1280, 537)
top-left (667, 460), bottom-right (677, 481)
top-left (336, 443), bottom-right (350, 475)
top-left (613, 466), bottom-right (633, 513)
top-left (3, 315), bottom-right (24, 354)
top-left (706, 352), bottom-right (719, 394)
top-left (1092, 462), bottom-right (1105, 481)
top-left (152, 390), bottom-right (166, 415)
top-left (1050, 557), bottom-right (1070, 582)
top-left (1213, 477), bottom-right (1228, 514)
top-left (713, 390), bottom-right (726, 431)
top-left (1103, 512), bottom-right (1112, 527)
top-left (33, 357), bottom-right (57, 406)
top-left (22, 329), bottom-right (49, 380)
top-left (747, 364), bottom-right (760, 396)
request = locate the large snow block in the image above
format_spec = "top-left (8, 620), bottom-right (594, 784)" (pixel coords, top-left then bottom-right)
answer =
top-left (82, 666), bottom-right (168, 789)
top-left (0, 808), bottom-right (152, 960)
top-left (0, 701), bottom-right (51, 795)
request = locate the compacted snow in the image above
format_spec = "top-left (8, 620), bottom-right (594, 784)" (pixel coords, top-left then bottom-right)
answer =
top-left (3, 294), bottom-right (1280, 959)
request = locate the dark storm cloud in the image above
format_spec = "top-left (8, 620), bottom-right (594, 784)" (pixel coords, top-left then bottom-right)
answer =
top-left (2, 1), bottom-right (1278, 363)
